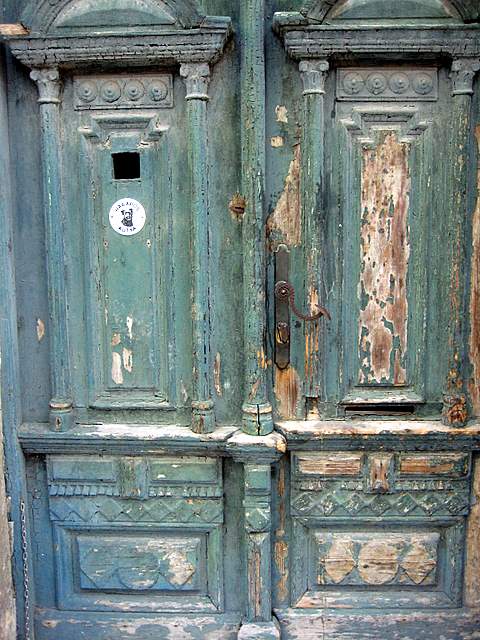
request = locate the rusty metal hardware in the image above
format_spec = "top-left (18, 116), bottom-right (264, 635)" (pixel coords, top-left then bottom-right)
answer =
top-left (276, 321), bottom-right (290, 345)
top-left (274, 280), bottom-right (331, 322)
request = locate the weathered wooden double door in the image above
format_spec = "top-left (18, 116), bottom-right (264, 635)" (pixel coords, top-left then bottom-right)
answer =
top-left (2, 0), bottom-right (480, 638)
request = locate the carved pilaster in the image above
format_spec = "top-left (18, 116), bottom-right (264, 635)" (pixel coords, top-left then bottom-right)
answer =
top-left (442, 59), bottom-right (479, 427)
top-left (242, 464), bottom-right (276, 631)
top-left (180, 63), bottom-right (210, 101)
top-left (31, 66), bottom-right (73, 431)
top-left (180, 63), bottom-right (215, 433)
top-left (299, 59), bottom-right (329, 95)
top-left (451, 58), bottom-right (480, 96)
top-left (299, 60), bottom-right (330, 405)
top-left (228, 431), bottom-right (285, 637)
top-left (240, 0), bottom-right (273, 436)
top-left (30, 67), bottom-right (61, 103)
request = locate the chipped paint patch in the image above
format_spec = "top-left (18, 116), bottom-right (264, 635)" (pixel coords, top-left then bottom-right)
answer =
top-left (126, 316), bottom-right (134, 340)
top-left (257, 348), bottom-right (269, 370)
top-left (229, 192), bottom-right (246, 219)
top-left (359, 132), bottom-right (410, 385)
top-left (267, 144), bottom-right (301, 247)
top-left (305, 287), bottom-right (320, 392)
top-left (36, 318), bottom-right (45, 341)
top-left (122, 347), bottom-right (133, 373)
top-left (271, 135), bottom-right (284, 148)
top-left (469, 125), bottom-right (480, 415)
top-left (165, 551), bottom-right (195, 586)
top-left (276, 105), bottom-right (288, 124)
top-left (111, 332), bottom-right (121, 347)
top-left (214, 352), bottom-right (222, 396)
top-left (248, 378), bottom-right (260, 403)
top-left (275, 366), bottom-right (300, 419)
top-left (111, 352), bottom-right (123, 385)
top-left (274, 541), bottom-right (289, 601)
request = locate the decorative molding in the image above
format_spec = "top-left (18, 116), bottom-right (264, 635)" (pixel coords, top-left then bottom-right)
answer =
top-left (272, 16), bottom-right (480, 60)
top-left (299, 0), bottom-right (480, 23)
top-left (451, 57), bottom-right (480, 95)
top-left (74, 74), bottom-right (173, 110)
top-left (8, 18), bottom-right (232, 68)
top-left (30, 67), bottom-right (61, 104)
top-left (339, 105), bottom-right (432, 145)
top-left (337, 67), bottom-right (438, 102)
top-left (21, 0), bottom-right (205, 34)
top-left (180, 63), bottom-right (211, 101)
top-left (291, 487), bottom-right (471, 517)
top-left (299, 59), bottom-right (329, 95)
top-left (49, 495), bottom-right (224, 524)
top-left (291, 450), bottom-right (472, 518)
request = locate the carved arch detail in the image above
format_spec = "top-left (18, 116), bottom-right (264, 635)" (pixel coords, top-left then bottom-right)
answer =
top-left (301, 0), bottom-right (479, 23)
top-left (22, 0), bottom-right (204, 35)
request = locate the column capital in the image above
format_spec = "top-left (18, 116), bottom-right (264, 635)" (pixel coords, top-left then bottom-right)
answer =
top-left (299, 59), bottom-right (329, 96)
top-left (180, 62), bottom-right (211, 101)
top-left (30, 67), bottom-right (62, 104)
top-left (451, 58), bottom-right (480, 96)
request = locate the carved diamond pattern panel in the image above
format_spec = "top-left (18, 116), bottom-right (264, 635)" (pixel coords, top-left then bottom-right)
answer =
top-left (290, 489), bottom-right (470, 518)
top-left (314, 532), bottom-right (439, 587)
top-left (49, 496), bottom-right (223, 525)
top-left (78, 534), bottom-right (201, 592)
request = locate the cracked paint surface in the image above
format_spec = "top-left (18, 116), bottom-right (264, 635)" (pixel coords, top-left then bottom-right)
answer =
top-left (358, 132), bottom-right (410, 385)
top-left (469, 125), bottom-right (480, 415)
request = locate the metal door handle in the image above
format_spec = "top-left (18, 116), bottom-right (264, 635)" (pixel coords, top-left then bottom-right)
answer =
top-left (274, 280), bottom-right (331, 322)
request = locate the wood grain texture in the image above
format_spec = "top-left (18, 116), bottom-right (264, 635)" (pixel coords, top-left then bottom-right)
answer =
top-left (240, 0), bottom-right (273, 435)
top-left (275, 609), bottom-right (480, 640)
top-left (359, 132), bottom-right (410, 386)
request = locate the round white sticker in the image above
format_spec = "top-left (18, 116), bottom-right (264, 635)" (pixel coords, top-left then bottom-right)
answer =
top-left (109, 198), bottom-right (146, 236)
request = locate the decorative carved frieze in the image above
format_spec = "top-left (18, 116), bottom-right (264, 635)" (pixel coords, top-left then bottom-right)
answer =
top-left (337, 68), bottom-right (438, 102)
top-left (49, 495), bottom-right (224, 524)
top-left (74, 74), bottom-right (173, 110)
top-left (9, 19), bottom-right (232, 68)
top-left (291, 451), bottom-right (472, 518)
top-left (291, 488), bottom-right (471, 518)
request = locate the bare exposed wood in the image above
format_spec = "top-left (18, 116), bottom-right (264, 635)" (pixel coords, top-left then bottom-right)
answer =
top-left (359, 132), bottom-right (410, 386)
top-left (274, 366), bottom-right (301, 420)
top-left (399, 453), bottom-right (468, 476)
top-left (368, 454), bottom-right (392, 492)
top-left (469, 125), bottom-right (480, 415)
top-left (267, 144), bottom-right (301, 249)
top-left (296, 453), bottom-right (363, 476)
top-left (0, 23), bottom-right (28, 36)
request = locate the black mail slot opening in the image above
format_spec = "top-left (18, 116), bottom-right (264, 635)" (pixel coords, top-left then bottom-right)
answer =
top-left (112, 152), bottom-right (140, 180)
